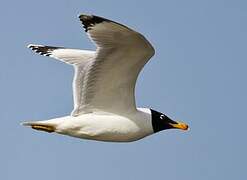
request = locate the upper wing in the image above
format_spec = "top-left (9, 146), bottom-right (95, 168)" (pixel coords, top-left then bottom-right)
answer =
top-left (73, 14), bottom-right (155, 115)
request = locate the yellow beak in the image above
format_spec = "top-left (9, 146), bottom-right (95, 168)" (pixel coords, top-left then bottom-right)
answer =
top-left (169, 122), bottom-right (189, 130)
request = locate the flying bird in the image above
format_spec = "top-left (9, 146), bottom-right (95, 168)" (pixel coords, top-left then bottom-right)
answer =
top-left (23, 14), bottom-right (188, 142)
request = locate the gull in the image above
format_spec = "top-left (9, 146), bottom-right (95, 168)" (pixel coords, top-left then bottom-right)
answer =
top-left (22, 14), bottom-right (188, 142)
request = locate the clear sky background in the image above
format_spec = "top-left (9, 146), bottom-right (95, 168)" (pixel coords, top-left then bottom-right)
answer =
top-left (0, 0), bottom-right (246, 179)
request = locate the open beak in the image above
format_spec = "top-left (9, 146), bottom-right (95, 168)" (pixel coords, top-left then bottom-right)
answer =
top-left (169, 122), bottom-right (189, 130)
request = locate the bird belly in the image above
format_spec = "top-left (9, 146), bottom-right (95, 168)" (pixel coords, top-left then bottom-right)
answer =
top-left (56, 113), bottom-right (151, 142)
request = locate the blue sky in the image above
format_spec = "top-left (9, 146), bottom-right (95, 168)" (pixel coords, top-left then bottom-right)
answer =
top-left (0, 0), bottom-right (246, 179)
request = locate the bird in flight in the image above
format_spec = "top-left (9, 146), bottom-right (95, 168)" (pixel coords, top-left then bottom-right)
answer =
top-left (23, 14), bottom-right (188, 142)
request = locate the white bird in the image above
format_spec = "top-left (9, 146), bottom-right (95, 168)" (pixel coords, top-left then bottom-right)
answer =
top-left (22, 14), bottom-right (188, 142)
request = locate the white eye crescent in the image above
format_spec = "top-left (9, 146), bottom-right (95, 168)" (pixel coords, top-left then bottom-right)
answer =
top-left (160, 114), bottom-right (165, 119)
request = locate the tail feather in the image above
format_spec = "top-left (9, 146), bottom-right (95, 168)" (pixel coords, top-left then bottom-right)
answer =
top-left (22, 121), bottom-right (56, 133)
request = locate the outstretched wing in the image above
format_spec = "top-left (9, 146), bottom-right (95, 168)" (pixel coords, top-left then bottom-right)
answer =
top-left (74, 14), bottom-right (155, 115)
top-left (28, 44), bottom-right (95, 65)
top-left (27, 44), bottom-right (96, 115)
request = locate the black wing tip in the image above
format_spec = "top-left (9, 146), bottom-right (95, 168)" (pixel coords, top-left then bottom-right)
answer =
top-left (27, 44), bottom-right (61, 56)
top-left (78, 14), bottom-right (109, 32)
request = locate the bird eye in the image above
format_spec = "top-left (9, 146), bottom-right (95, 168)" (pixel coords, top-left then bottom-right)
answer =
top-left (160, 114), bottom-right (165, 119)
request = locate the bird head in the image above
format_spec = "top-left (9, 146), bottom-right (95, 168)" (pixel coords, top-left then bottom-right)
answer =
top-left (150, 109), bottom-right (189, 133)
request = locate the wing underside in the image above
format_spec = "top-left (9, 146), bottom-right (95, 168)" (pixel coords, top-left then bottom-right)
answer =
top-left (28, 14), bottom-right (155, 116)
top-left (74, 14), bottom-right (155, 115)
